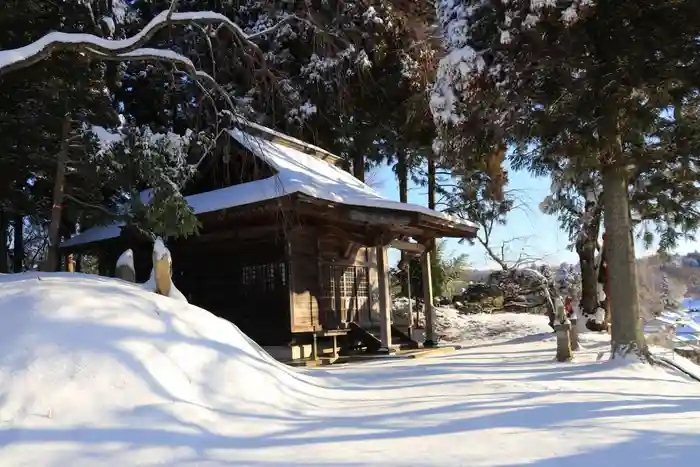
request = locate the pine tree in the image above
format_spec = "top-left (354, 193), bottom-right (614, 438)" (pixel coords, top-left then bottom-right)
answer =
top-left (0, 0), bottom-right (122, 269)
top-left (0, 1), bottom-right (312, 264)
top-left (432, 0), bottom-right (700, 359)
top-left (126, 1), bottom-right (441, 182)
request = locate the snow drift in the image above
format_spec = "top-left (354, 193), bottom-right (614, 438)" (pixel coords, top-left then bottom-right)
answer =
top-left (0, 273), bottom-right (321, 427)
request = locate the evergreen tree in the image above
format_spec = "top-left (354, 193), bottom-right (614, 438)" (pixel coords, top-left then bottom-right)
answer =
top-left (0, 0), bottom-right (122, 269)
top-left (432, 0), bottom-right (700, 359)
top-left (126, 1), bottom-right (440, 182)
top-left (0, 1), bottom-right (293, 266)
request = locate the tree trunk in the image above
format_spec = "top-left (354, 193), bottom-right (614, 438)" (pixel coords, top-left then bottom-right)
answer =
top-left (13, 214), bottom-right (23, 273)
top-left (352, 150), bottom-right (364, 182)
top-left (0, 210), bottom-right (7, 273)
top-left (427, 153), bottom-right (437, 275)
top-left (427, 153), bottom-right (436, 210)
top-left (46, 115), bottom-right (71, 272)
top-left (577, 241), bottom-right (598, 316)
top-left (397, 149), bottom-right (409, 296)
top-left (577, 207), bottom-right (601, 323)
top-left (397, 150), bottom-right (408, 204)
top-left (601, 162), bottom-right (648, 359)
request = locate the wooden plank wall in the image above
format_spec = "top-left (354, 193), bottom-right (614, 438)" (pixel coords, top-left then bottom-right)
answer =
top-left (288, 227), bottom-right (377, 332)
top-left (169, 237), bottom-right (292, 346)
top-left (287, 229), bottom-right (320, 333)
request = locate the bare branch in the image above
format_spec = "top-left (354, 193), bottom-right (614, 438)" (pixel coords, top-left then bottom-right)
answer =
top-left (64, 194), bottom-right (119, 218)
top-left (189, 22), bottom-right (217, 80)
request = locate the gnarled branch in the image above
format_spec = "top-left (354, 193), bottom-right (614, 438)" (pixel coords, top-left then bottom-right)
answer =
top-left (0, 9), bottom-right (310, 76)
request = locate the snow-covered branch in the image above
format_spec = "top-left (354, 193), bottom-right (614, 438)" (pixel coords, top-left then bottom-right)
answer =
top-left (0, 9), bottom-right (306, 76)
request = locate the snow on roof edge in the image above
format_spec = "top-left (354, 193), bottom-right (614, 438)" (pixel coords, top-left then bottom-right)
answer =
top-left (230, 129), bottom-right (476, 230)
top-left (233, 117), bottom-right (340, 163)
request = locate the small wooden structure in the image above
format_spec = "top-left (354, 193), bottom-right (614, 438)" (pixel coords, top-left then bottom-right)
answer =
top-left (60, 121), bottom-right (477, 361)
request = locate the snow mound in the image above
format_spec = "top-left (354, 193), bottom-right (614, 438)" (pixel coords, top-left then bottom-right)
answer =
top-left (0, 273), bottom-right (320, 430)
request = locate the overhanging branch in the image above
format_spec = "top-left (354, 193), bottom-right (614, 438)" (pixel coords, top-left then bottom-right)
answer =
top-left (0, 9), bottom-right (311, 76)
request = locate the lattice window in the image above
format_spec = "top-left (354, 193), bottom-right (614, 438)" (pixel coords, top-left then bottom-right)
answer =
top-left (241, 265), bottom-right (256, 287)
top-left (240, 262), bottom-right (287, 295)
top-left (278, 262), bottom-right (287, 287)
top-left (321, 264), bottom-right (369, 298)
top-left (341, 268), bottom-right (355, 296)
top-left (355, 267), bottom-right (369, 297)
top-left (321, 264), bottom-right (335, 296)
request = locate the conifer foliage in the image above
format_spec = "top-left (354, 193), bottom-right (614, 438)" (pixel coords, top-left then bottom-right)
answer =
top-left (0, 1), bottom-right (443, 271)
top-left (432, 0), bottom-right (700, 359)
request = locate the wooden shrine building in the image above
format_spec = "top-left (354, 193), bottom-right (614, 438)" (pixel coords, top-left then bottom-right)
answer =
top-left (60, 121), bottom-right (477, 362)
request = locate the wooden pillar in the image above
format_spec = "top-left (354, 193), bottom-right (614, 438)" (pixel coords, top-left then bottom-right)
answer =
top-left (376, 242), bottom-right (393, 351)
top-left (422, 248), bottom-right (437, 347)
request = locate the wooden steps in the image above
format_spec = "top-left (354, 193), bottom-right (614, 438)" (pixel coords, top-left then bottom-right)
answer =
top-left (348, 322), bottom-right (420, 352)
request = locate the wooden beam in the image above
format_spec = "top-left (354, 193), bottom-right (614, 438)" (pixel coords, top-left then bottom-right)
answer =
top-left (389, 239), bottom-right (425, 255)
top-left (416, 214), bottom-right (478, 238)
top-left (187, 225), bottom-right (284, 244)
top-left (308, 223), bottom-right (380, 247)
top-left (348, 210), bottom-right (411, 226)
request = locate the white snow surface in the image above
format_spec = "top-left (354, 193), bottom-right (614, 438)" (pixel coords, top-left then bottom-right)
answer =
top-left (451, 311), bottom-right (553, 344)
top-left (152, 237), bottom-right (170, 262)
top-left (3, 274), bottom-right (700, 466)
top-left (393, 298), bottom-right (552, 344)
top-left (142, 267), bottom-right (188, 302)
top-left (62, 126), bottom-right (474, 248)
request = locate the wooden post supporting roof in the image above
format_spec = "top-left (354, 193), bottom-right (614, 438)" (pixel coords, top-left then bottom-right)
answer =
top-left (422, 242), bottom-right (437, 347)
top-left (376, 241), bottom-right (393, 352)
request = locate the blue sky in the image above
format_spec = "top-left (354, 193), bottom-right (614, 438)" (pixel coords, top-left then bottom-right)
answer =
top-left (371, 163), bottom-right (700, 269)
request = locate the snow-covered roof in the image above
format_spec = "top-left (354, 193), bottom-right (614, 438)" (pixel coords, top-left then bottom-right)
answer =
top-left (61, 125), bottom-right (475, 248)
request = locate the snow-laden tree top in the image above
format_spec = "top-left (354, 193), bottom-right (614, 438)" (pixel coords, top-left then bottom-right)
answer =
top-left (430, 0), bottom-right (594, 127)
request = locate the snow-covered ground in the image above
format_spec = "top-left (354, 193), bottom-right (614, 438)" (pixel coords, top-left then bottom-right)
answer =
top-left (448, 311), bottom-right (552, 344)
top-left (394, 296), bottom-right (551, 343)
top-left (2, 273), bottom-right (700, 466)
